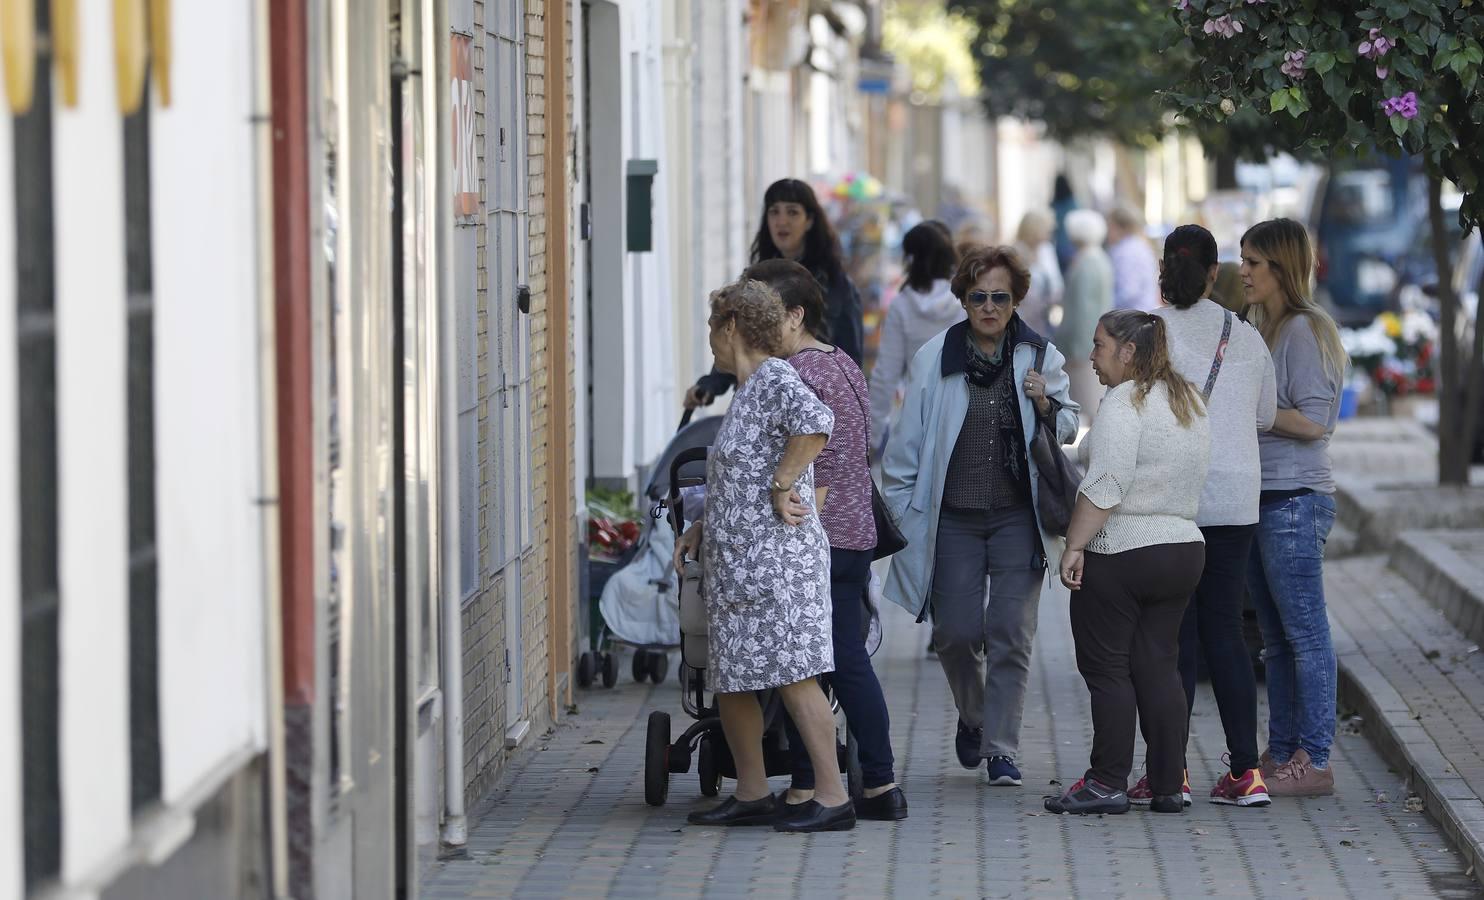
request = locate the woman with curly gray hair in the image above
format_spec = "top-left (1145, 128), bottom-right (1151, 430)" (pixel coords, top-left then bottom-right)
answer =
top-left (674, 278), bottom-right (857, 833)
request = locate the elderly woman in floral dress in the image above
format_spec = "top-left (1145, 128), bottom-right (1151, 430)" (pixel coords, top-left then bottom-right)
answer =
top-left (674, 278), bottom-right (856, 833)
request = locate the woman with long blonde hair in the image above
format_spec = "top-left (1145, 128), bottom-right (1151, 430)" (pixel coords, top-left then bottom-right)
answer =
top-left (1238, 218), bottom-right (1347, 797)
top-left (1047, 309), bottom-right (1211, 815)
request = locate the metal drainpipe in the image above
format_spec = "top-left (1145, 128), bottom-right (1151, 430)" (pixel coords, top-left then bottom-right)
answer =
top-left (433, 0), bottom-right (468, 855)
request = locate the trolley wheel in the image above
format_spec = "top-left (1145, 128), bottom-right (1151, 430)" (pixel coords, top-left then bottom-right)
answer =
top-left (648, 652), bottom-right (669, 685)
top-left (601, 652), bottom-right (619, 689)
top-left (845, 727), bottom-right (863, 804)
top-left (576, 651), bottom-right (596, 689)
top-left (698, 735), bottom-right (722, 797)
top-left (645, 711), bottom-right (671, 807)
top-left (632, 649), bottom-right (649, 683)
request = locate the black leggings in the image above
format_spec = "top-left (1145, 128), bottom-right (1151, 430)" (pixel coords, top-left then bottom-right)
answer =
top-left (1071, 542), bottom-right (1205, 796)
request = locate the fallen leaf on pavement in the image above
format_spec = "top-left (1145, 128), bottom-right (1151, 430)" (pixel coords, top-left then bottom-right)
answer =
top-left (1340, 840), bottom-right (1354, 847)
top-left (1193, 828), bottom-right (1209, 835)
top-left (583, 739), bottom-right (604, 745)
top-left (1404, 795), bottom-right (1425, 813)
top-left (587, 766), bottom-right (600, 773)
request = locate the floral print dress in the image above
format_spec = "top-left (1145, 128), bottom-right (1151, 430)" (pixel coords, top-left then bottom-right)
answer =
top-left (702, 357), bottom-right (836, 693)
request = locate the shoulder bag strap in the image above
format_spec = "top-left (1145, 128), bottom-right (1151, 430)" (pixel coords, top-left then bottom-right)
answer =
top-left (1201, 311), bottom-right (1234, 403)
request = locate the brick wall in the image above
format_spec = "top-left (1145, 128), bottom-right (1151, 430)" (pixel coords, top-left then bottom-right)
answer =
top-left (457, 0), bottom-right (575, 811)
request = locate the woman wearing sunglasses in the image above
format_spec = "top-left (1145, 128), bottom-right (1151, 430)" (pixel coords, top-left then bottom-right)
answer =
top-left (880, 245), bottom-right (1080, 787)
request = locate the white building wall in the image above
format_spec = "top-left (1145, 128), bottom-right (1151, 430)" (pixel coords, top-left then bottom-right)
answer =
top-left (55, 9), bottom-right (132, 881)
top-left (153, 0), bottom-right (269, 804)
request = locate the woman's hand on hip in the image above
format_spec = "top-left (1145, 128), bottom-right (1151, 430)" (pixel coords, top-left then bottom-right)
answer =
top-left (1060, 548), bottom-right (1085, 591)
top-left (1024, 369), bottom-right (1051, 416)
top-left (674, 522), bottom-right (702, 574)
top-left (772, 488), bottom-right (810, 526)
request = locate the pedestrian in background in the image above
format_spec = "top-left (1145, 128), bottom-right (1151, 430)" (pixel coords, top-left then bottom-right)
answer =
top-left (1240, 218), bottom-right (1348, 798)
top-left (869, 220), bottom-right (964, 454)
top-left (753, 259), bottom-right (908, 823)
top-left (683, 178), bottom-right (865, 411)
top-left (674, 278), bottom-right (855, 833)
top-left (1057, 210), bottom-right (1114, 422)
top-left (1051, 174), bottom-right (1079, 271)
top-left (1013, 209), bottom-right (1064, 337)
top-left (1144, 225), bottom-right (1277, 809)
top-left (1107, 204), bottom-right (1161, 312)
top-left (880, 245), bottom-right (1080, 789)
top-left (1049, 309), bottom-right (1210, 816)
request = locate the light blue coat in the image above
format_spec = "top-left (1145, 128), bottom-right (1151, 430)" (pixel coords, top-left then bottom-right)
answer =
top-left (879, 320), bottom-right (1081, 620)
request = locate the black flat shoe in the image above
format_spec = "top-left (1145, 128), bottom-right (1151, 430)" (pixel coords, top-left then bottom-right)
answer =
top-left (857, 787), bottom-right (909, 821)
top-left (1149, 794), bottom-right (1184, 813)
top-left (773, 791), bottom-right (809, 814)
top-left (686, 795), bottom-right (777, 827)
top-left (772, 799), bottom-right (856, 832)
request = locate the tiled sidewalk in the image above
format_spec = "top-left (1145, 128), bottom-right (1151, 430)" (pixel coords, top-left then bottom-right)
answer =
top-left (421, 581), bottom-right (1480, 899)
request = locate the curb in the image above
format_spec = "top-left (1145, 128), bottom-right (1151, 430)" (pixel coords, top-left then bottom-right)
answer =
top-left (1332, 614), bottom-right (1484, 885)
top-left (1389, 530), bottom-right (1484, 648)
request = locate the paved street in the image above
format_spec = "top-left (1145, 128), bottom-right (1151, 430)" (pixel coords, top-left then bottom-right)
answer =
top-left (422, 579), bottom-right (1483, 899)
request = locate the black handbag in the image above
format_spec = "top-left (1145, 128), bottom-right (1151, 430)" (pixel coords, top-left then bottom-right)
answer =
top-left (824, 350), bottom-right (909, 561)
top-left (1028, 345), bottom-right (1083, 537)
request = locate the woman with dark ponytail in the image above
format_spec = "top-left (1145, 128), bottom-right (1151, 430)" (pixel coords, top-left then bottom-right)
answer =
top-left (1131, 225), bottom-right (1278, 809)
top-left (1046, 309), bottom-right (1211, 816)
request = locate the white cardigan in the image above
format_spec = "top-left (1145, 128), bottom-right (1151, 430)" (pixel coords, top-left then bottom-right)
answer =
top-left (1076, 380), bottom-right (1211, 555)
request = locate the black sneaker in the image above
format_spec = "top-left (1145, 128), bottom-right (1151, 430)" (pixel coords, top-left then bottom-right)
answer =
top-left (1149, 793), bottom-right (1184, 814)
top-left (1043, 778), bottom-right (1131, 815)
top-left (955, 720), bottom-right (984, 770)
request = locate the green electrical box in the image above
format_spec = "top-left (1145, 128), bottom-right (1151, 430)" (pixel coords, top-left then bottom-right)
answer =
top-left (626, 159), bottom-right (658, 252)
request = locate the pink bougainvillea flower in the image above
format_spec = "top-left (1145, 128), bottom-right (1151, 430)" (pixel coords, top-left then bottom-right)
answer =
top-left (1176, 0), bottom-right (1190, 8)
top-left (1381, 91), bottom-right (1419, 119)
top-left (1203, 15), bottom-right (1242, 37)
top-left (1359, 29), bottom-right (1394, 59)
top-left (1281, 49), bottom-right (1308, 79)
top-left (1376, 65), bottom-right (1389, 79)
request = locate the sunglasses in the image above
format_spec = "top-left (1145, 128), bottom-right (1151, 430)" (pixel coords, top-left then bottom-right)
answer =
top-left (966, 290), bottom-right (1014, 309)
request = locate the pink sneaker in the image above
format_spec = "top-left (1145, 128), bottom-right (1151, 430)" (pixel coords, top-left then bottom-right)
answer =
top-left (1209, 768), bottom-right (1272, 807)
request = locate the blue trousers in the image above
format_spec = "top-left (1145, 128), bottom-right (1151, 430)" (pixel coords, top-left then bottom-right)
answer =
top-left (788, 548), bottom-right (896, 789)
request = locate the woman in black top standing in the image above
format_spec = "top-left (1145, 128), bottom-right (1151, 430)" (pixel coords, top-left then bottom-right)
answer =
top-left (684, 178), bottom-right (865, 409)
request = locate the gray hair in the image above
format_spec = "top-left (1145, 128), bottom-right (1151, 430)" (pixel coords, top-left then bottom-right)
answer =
top-left (1065, 209), bottom-right (1107, 248)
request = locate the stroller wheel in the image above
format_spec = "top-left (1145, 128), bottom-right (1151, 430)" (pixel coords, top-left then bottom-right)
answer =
top-left (648, 652), bottom-right (669, 685)
top-left (601, 652), bottom-right (619, 689)
top-left (645, 711), bottom-right (671, 806)
top-left (697, 735), bottom-right (722, 797)
top-left (576, 651), bottom-right (596, 689)
top-left (631, 649), bottom-right (649, 683)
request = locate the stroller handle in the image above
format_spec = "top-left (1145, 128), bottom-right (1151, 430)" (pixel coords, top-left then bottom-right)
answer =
top-left (678, 408), bottom-right (694, 430)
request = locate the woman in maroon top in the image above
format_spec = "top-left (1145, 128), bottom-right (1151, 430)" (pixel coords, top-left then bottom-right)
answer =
top-left (746, 259), bottom-right (908, 822)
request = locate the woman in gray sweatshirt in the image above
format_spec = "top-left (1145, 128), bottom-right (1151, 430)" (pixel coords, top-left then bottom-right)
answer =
top-left (868, 221), bottom-right (965, 452)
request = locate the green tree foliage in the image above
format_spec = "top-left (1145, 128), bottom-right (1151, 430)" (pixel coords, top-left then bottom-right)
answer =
top-left (948, 0), bottom-right (1177, 145)
top-left (1171, 0), bottom-right (1484, 228)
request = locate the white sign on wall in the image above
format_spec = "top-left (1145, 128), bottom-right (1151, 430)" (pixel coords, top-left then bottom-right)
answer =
top-left (451, 33), bottom-right (478, 221)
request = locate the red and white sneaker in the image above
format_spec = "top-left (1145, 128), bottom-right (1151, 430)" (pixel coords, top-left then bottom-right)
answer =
top-left (1128, 770), bottom-right (1192, 807)
top-left (1209, 768), bottom-right (1272, 807)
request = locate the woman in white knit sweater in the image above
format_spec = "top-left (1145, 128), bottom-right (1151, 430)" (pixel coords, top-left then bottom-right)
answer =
top-left (1141, 225), bottom-right (1277, 809)
top-left (1046, 309), bottom-right (1211, 816)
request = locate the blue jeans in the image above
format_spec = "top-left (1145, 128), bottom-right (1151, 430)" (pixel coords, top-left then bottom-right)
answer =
top-left (1247, 491), bottom-right (1337, 769)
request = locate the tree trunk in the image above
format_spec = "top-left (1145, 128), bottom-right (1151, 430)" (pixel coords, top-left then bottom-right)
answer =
top-left (1461, 262), bottom-right (1484, 472)
top-left (1429, 174), bottom-right (1467, 484)
top-left (1213, 151), bottom-right (1239, 191)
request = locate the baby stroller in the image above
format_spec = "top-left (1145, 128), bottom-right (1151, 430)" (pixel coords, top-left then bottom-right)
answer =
top-left (642, 446), bottom-right (862, 807)
top-left (578, 413), bottom-right (724, 689)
